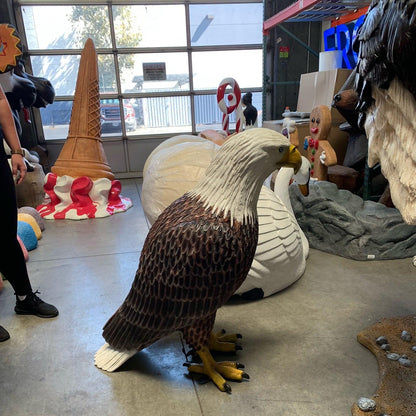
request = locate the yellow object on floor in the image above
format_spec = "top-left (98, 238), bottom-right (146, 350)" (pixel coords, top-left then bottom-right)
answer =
top-left (17, 213), bottom-right (42, 240)
top-left (186, 346), bottom-right (249, 393)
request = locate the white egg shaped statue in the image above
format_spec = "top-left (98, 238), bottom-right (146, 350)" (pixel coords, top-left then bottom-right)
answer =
top-left (142, 135), bottom-right (219, 225)
top-left (141, 133), bottom-right (310, 299)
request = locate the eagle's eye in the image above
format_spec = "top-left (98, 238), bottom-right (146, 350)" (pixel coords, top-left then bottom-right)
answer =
top-left (278, 146), bottom-right (285, 153)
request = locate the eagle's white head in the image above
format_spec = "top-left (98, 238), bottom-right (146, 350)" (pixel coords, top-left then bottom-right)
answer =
top-left (188, 128), bottom-right (301, 225)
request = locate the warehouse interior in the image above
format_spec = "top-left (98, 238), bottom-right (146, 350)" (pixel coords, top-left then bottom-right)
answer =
top-left (1, 1), bottom-right (415, 416)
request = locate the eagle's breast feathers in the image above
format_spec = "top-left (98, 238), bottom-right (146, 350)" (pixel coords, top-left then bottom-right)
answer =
top-left (102, 194), bottom-right (258, 351)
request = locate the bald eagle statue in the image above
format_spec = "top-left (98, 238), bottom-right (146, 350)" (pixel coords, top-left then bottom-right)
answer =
top-left (95, 128), bottom-right (301, 392)
top-left (353, 0), bottom-right (416, 224)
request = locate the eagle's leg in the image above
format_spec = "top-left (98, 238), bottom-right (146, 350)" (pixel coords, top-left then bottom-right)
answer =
top-left (209, 329), bottom-right (242, 352)
top-left (185, 346), bottom-right (249, 393)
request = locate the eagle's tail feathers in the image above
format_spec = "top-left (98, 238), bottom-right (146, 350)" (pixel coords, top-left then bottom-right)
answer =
top-left (94, 343), bottom-right (137, 372)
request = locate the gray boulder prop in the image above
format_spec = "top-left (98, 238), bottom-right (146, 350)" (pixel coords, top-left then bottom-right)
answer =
top-left (290, 181), bottom-right (416, 260)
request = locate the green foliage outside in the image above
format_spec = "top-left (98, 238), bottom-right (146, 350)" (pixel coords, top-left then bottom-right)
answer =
top-left (69, 5), bottom-right (142, 91)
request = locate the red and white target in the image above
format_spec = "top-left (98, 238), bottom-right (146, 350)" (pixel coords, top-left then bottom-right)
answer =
top-left (216, 77), bottom-right (244, 134)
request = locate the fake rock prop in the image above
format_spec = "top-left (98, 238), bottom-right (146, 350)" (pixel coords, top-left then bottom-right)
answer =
top-left (351, 316), bottom-right (416, 416)
top-left (290, 181), bottom-right (416, 260)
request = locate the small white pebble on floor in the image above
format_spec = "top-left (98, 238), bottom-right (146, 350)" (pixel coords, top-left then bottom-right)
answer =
top-left (401, 330), bottom-right (412, 342)
top-left (386, 353), bottom-right (400, 361)
top-left (399, 357), bottom-right (413, 367)
top-left (357, 397), bottom-right (376, 412)
top-left (376, 336), bottom-right (388, 345)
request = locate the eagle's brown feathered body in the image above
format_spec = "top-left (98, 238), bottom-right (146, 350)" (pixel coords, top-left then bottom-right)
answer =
top-left (95, 128), bottom-right (301, 385)
top-left (102, 193), bottom-right (257, 352)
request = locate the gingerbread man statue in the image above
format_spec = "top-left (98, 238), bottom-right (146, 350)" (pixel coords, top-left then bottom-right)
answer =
top-left (304, 105), bottom-right (337, 181)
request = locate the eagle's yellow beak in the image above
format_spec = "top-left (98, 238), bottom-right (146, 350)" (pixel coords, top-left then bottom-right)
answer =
top-left (279, 145), bottom-right (302, 173)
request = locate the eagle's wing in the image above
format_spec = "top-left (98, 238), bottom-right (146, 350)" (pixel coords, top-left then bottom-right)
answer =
top-left (102, 194), bottom-right (257, 351)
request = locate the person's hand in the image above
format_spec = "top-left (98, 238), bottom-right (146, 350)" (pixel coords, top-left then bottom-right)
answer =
top-left (11, 154), bottom-right (27, 184)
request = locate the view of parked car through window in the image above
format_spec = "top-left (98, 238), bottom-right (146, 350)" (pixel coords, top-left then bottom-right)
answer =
top-left (100, 99), bottom-right (137, 133)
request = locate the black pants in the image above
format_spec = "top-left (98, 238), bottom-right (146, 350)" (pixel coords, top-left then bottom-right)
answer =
top-left (0, 151), bottom-right (32, 296)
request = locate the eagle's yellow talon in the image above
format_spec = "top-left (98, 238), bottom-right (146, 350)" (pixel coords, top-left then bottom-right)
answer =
top-left (209, 330), bottom-right (242, 352)
top-left (186, 346), bottom-right (249, 392)
top-left (213, 329), bottom-right (242, 342)
top-left (217, 361), bottom-right (245, 369)
top-left (215, 363), bottom-right (248, 381)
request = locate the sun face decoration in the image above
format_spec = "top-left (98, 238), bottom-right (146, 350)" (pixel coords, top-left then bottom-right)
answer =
top-left (0, 24), bottom-right (22, 74)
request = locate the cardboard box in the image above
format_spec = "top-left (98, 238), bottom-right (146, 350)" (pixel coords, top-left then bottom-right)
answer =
top-left (296, 69), bottom-right (352, 123)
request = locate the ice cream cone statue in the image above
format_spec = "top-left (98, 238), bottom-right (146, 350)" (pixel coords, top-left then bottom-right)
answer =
top-left (52, 38), bottom-right (113, 180)
top-left (303, 105), bottom-right (337, 181)
top-left (37, 39), bottom-right (132, 219)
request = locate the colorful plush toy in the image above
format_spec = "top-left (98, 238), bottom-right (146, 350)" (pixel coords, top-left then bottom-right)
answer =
top-left (18, 213), bottom-right (42, 240)
top-left (17, 235), bottom-right (29, 261)
top-left (15, 206), bottom-right (45, 254)
top-left (17, 221), bottom-right (37, 251)
top-left (18, 206), bottom-right (45, 231)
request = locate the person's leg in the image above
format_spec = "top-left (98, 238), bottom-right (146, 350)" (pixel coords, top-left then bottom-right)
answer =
top-left (0, 325), bottom-right (10, 342)
top-left (0, 155), bottom-right (58, 318)
top-left (0, 154), bottom-right (32, 295)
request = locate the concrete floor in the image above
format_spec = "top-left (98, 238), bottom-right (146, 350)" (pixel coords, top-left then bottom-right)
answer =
top-left (1, 178), bottom-right (415, 416)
